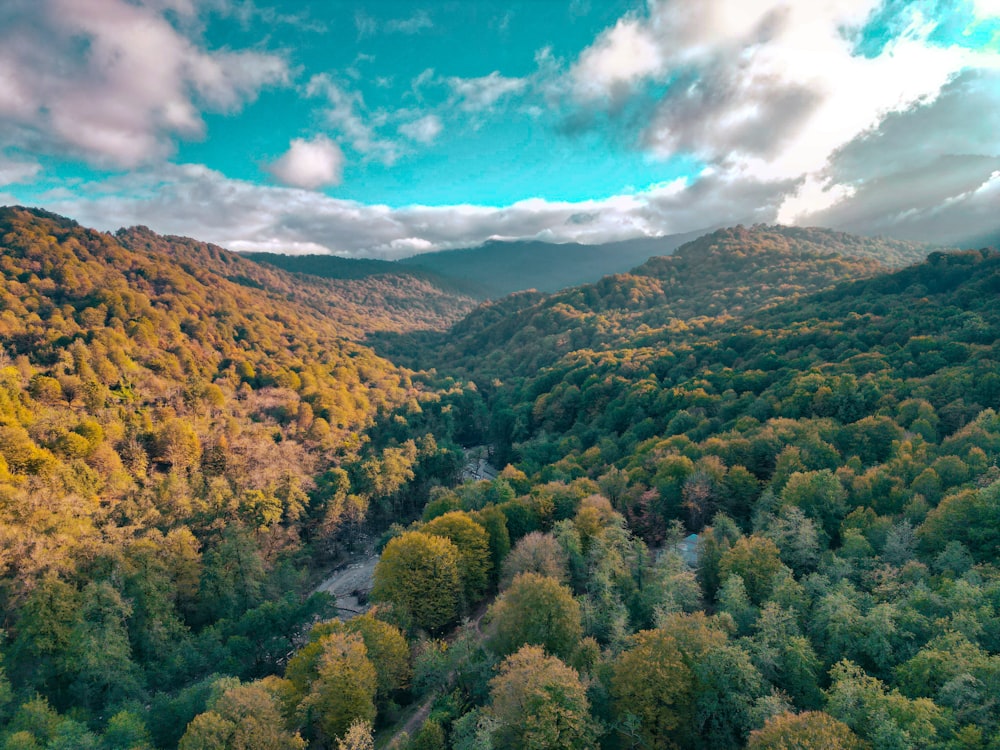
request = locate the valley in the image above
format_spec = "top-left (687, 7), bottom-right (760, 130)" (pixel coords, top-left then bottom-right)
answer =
top-left (2, 208), bottom-right (1000, 750)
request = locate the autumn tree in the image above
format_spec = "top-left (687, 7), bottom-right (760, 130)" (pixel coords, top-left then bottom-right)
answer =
top-left (748, 711), bottom-right (868, 750)
top-left (372, 531), bottom-right (461, 631)
top-left (487, 645), bottom-right (597, 750)
top-left (610, 628), bottom-right (694, 748)
top-left (422, 511), bottom-right (493, 603)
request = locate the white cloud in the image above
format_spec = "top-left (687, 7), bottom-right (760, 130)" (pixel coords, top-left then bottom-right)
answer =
top-left (398, 115), bottom-right (442, 144)
top-left (267, 136), bottom-right (344, 190)
top-left (973, 0), bottom-right (1000, 18)
top-left (556, 0), bottom-right (1000, 240)
top-left (570, 17), bottom-right (664, 103)
top-left (306, 75), bottom-right (402, 164)
top-left (0, 0), bottom-right (288, 167)
top-left (447, 72), bottom-right (528, 111)
top-left (41, 163), bottom-right (765, 259)
top-left (0, 153), bottom-right (40, 186)
top-left (355, 9), bottom-right (433, 38)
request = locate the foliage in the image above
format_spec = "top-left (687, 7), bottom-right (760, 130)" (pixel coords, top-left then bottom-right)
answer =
top-left (487, 573), bottom-right (583, 660)
top-left (372, 532), bottom-right (462, 632)
top-left (487, 645), bottom-right (598, 750)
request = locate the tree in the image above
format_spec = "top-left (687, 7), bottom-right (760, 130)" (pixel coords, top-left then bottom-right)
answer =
top-left (337, 720), bottom-right (374, 750)
top-left (294, 633), bottom-right (377, 744)
top-left (487, 645), bottom-right (597, 750)
top-left (488, 573), bottom-right (582, 660)
top-left (422, 511), bottom-right (493, 604)
top-left (825, 660), bottom-right (947, 749)
top-left (718, 536), bottom-right (785, 605)
top-left (610, 629), bottom-right (694, 749)
top-left (178, 678), bottom-right (306, 750)
top-left (500, 531), bottom-right (569, 589)
top-left (748, 711), bottom-right (868, 749)
top-left (372, 532), bottom-right (462, 632)
top-left (779, 470), bottom-right (847, 540)
top-left (307, 614), bottom-right (411, 702)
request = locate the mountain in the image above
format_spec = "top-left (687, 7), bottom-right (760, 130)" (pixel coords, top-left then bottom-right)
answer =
top-left (242, 250), bottom-right (483, 299)
top-left (0, 206), bottom-right (468, 667)
top-left (396, 231), bottom-right (707, 298)
top-left (412, 225), bottom-right (935, 380)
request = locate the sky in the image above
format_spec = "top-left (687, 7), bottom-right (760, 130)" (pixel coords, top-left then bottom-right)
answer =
top-left (0, 0), bottom-right (998, 258)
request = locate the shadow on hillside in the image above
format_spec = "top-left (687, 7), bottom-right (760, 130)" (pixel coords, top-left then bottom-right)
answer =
top-left (365, 329), bottom-right (450, 371)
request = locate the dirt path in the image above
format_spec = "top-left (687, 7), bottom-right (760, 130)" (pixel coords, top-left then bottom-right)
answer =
top-left (314, 552), bottom-right (380, 617)
top-left (382, 604), bottom-right (491, 748)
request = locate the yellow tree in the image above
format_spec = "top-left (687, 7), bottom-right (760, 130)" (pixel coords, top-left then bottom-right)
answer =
top-left (610, 629), bottom-right (694, 749)
top-left (748, 711), bottom-right (868, 749)
top-left (422, 511), bottom-right (493, 604)
top-left (372, 531), bottom-right (461, 632)
top-left (488, 645), bottom-right (597, 750)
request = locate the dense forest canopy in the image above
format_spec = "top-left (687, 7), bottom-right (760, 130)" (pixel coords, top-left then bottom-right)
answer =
top-left (2, 207), bottom-right (1000, 750)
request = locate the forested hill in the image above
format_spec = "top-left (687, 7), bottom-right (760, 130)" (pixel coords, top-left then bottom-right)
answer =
top-left (0, 207), bottom-right (484, 746)
top-left (5, 207), bottom-right (1000, 750)
top-left (116, 229), bottom-right (476, 336)
top-left (396, 230), bottom-right (705, 298)
top-left (242, 250), bottom-right (484, 300)
top-left (416, 224), bottom-right (934, 380)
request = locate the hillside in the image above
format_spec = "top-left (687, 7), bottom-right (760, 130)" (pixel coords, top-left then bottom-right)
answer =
top-left (0, 207), bottom-right (479, 746)
top-left (397, 231), bottom-right (705, 298)
top-left (242, 250), bottom-right (483, 300)
top-left (413, 225), bottom-right (933, 381)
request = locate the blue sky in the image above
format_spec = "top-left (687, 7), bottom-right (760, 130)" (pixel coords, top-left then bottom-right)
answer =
top-left (0, 0), bottom-right (998, 257)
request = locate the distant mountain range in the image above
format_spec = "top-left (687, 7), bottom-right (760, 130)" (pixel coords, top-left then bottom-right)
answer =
top-left (246, 231), bottom-right (706, 301)
top-left (396, 232), bottom-right (707, 298)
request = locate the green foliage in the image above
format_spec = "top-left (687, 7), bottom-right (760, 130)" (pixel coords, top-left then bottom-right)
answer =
top-left (372, 532), bottom-right (462, 632)
top-left (487, 573), bottom-right (583, 660)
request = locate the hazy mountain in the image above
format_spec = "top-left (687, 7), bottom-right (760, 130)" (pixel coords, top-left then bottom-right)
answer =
top-left (396, 231), bottom-right (707, 298)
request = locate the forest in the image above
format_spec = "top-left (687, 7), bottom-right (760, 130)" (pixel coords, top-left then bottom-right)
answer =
top-left (2, 207), bottom-right (1000, 750)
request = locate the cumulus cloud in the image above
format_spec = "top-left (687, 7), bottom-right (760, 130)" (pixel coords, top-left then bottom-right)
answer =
top-left (398, 115), bottom-right (443, 144)
top-left (0, 0), bottom-right (288, 168)
top-left (268, 136), bottom-right (344, 190)
top-left (553, 0), bottom-right (1000, 241)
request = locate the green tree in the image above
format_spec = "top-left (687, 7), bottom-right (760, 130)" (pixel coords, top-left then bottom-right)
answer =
top-left (718, 536), bottom-right (785, 605)
top-left (372, 532), bottom-right (462, 632)
top-left (422, 511), bottom-right (493, 604)
top-left (779, 470), bottom-right (847, 540)
top-left (488, 573), bottom-right (582, 660)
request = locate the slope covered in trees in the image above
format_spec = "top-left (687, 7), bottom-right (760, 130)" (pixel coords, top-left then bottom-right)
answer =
top-left (2, 209), bottom-right (998, 750)
top-left (242, 251), bottom-right (482, 303)
top-left (0, 207), bottom-right (476, 748)
top-left (411, 225), bottom-right (935, 381)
